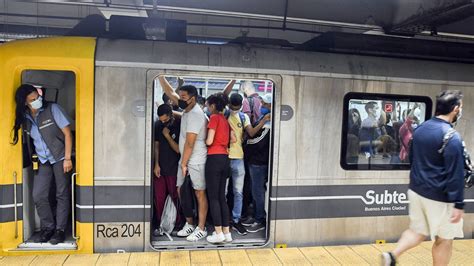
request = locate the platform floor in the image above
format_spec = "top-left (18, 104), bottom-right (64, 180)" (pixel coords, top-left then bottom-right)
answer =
top-left (0, 240), bottom-right (473, 265)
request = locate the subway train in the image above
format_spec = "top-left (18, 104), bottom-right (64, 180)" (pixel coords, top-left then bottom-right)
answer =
top-left (0, 36), bottom-right (473, 255)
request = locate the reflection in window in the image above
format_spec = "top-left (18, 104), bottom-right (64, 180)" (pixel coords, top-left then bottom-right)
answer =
top-left (342, 93), bottom-right (432, 170)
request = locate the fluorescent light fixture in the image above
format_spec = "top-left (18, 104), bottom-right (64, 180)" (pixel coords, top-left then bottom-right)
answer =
top-left (99, 7), bottom-right (148, 19)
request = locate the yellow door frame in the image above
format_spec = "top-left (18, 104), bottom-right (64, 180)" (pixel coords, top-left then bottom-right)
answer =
top-left (0, 37), bottom-right (95, 255)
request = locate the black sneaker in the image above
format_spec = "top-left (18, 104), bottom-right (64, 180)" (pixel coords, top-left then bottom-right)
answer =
top-left (381, 252), bottom-right (396, 266)
top-left (152, 228), bottom-right (161, 237)
top-left (241, 217), bottom-right (256, 227)
top-left (232, 222), bottom-right (248, 235)
top-left (37, 229), bottom-right (55, 243)
top-left (49, 230), bottom-right (65, 245)
top-left (246, 222), bottom-right (265, 233)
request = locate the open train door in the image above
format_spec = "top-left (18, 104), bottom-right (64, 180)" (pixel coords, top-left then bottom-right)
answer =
top-left (0, 37), bottom-right (95, 255)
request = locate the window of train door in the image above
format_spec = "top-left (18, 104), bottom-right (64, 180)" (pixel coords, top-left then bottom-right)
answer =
top-left (19, 70), bottom-right (78, 249)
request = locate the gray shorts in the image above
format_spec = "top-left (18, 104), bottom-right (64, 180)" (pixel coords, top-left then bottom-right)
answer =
top-left (177, 162), bottom-right (206, 190)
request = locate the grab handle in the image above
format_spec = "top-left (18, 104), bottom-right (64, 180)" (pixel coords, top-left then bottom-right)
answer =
top-left (13, 171), bottom-right (18, 239)
top-left (71, 173), bottom-right (79, 240)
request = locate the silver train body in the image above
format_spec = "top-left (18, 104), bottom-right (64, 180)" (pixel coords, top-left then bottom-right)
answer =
top-left (86, 38), bottom-right (474, 252)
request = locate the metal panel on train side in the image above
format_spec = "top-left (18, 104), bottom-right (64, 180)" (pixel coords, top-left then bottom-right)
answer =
top-left (272, 74), bottom-right (474, 246)
top-left (94, 38), bottom-right (474, 247)
top-left (94, 66), bottom-right (149, 252)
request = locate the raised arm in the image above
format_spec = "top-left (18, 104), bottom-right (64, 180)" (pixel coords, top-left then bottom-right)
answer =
top-left (158, 76), bottom-right (180, 106)
top-left (222, 80), bottom-right (236, 96)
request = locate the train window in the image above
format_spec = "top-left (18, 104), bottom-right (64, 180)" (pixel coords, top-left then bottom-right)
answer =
top-left (151, 75), bottom-right (273, 248)
top-left (341, 92), bottom-right (432, 170)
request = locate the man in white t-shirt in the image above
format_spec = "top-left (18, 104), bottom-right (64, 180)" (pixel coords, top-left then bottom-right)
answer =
top-left (159, 76), bottom-right (209, 242)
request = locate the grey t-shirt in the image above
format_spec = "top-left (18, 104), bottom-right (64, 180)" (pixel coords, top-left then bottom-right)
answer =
top-left (179, 104), bottom-right (208, 165)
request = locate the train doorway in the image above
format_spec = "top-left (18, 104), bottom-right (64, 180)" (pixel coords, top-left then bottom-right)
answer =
top-left (19, 70), bottom-right (78, 250)
top-left (149, 74), bottom-right (275, 249)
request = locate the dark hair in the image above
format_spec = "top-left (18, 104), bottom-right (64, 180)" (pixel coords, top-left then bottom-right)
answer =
top-left (435, 90), bottom-right (463, 115)
top-left (364, 101), bottom-right (378, 113)
top-left (207, 92), bottom-right (228, 112)
top-left (11, 84), bottom-right (38, 145)
top-left (157, 103), bottom-right (172, 117)
top-left (349, 108), bottom-right (361, 127)
top-left (229, 93), bottom-right (243, 107)
top-left (179, 85), bottom-right (198, 98)
top-left (197, 95), bottom-right (206, 106)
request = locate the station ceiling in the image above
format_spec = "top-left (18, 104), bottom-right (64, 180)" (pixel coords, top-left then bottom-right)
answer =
top-left (1, 0), bottom-right (473, 44)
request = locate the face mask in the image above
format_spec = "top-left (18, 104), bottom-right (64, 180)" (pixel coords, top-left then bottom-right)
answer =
top-left (30, 97), bottom-right (43, 110)
top-left (260, 106), bottom-right (270, 116)
top-left (178, 98), bottom-right (191, 109)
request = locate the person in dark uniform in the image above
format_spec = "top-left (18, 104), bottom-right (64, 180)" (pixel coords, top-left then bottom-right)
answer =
top-left (11, 84), bottom-right (73, 244)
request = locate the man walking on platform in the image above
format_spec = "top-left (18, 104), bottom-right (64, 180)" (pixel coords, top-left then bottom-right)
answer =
top-left (382, 90), bottom-right (465, 266)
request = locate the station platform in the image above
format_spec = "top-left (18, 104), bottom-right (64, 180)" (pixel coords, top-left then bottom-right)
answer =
top-left (0, 240), bottom-right (472, 265)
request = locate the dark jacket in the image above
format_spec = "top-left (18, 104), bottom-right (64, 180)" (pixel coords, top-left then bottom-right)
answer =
top-left (409, 117), bottom-right (465, 209)
top-left (245, 124), bottom-right (270, 165)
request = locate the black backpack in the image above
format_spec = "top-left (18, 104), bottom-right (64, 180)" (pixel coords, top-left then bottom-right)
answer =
top-left (438, 128), bottom-right (473, 188)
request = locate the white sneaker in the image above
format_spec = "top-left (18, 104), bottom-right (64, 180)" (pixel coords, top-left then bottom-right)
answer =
top-left (177, 223), bottom-right (195, 237)
top-left (224, 232), bottom-right (233, 243)
top-left (186, 227), bottom-right (207, 241)
top-left (206, 232), bottom-right (225, 244)
top-left (381, 252), bottom-right (396, 266)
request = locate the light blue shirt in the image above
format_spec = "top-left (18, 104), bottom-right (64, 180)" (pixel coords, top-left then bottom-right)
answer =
top-left (25, 103), bottom-right (71, 164)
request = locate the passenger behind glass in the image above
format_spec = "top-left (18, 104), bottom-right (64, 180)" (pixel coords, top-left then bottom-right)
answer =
top-left (242, 94), bottom-right (272, 234)
top-left (153, 104), bottom-right (182, 236)
top-left (399, 103), bottom-right (420, 162)
top-left (347, 108), bottom-right (361, 164)
top-left (204, 93), bottom-right (233, 244)
top-left (348, 108), bottom-right (361, 136)
top-left (359, 101), bottom-right (382, 155)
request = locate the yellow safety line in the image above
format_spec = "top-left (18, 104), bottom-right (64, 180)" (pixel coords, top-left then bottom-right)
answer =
top-left (0, 240), bottom-right (473, 265)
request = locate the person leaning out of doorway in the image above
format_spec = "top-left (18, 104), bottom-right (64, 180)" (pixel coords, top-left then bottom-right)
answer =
top-left (11, 84), bottom-right (73, 245)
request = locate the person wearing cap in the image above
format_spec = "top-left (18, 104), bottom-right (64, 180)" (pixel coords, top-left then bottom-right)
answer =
top-left (241, 94), bottom-right (272, 233)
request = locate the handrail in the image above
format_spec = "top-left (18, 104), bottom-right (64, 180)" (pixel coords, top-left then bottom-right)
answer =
top-left (13, 171), bottom-right (18, 239)
top-left (71, 173), bottom-right (79, 240)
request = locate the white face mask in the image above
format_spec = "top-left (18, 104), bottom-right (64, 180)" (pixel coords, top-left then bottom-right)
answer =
top-left (30, 97), bottom-right (43, 110)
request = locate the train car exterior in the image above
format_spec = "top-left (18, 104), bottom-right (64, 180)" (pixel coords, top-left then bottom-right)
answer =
top-left (1, 36), bottom-right (473, 255)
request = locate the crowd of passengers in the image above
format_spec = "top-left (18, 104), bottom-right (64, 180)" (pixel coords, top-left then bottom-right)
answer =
top-left (347, 101), bottom-right (422, 164)
top-left (153, 76), bottom-right (272, 243)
